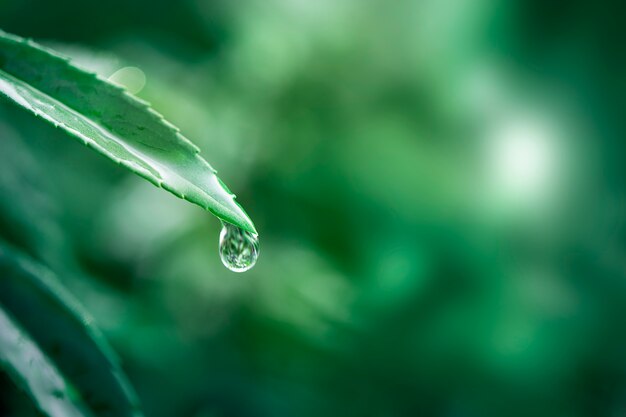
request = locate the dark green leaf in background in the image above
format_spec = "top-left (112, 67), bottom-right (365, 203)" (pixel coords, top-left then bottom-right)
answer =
top-left (0, 308), bottom-right (93, 417)
top-left (0, 242), bottom-right (141, 417)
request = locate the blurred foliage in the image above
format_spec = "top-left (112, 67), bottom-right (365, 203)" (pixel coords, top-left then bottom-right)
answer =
top-left (0, 0), bottom-right (625, 416)
top-left (0, 242), bottom-right (141, 417)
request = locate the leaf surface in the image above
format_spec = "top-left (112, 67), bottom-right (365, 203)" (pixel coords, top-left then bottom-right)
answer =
top-left (0, 30), bottom-right (256, 233)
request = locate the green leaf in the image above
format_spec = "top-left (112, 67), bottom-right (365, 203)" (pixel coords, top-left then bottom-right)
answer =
top-left (0, 242), bottom-right (142, 417)
top-left (0, 29), bottom-right (256, 234)
top-left (0, 307), bottom-right (93, 417)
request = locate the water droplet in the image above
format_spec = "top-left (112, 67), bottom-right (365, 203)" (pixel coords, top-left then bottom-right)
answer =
top-left (219, 221), bottom-right (259, 272)
top-left (108, 66), bottom-right (147, 94)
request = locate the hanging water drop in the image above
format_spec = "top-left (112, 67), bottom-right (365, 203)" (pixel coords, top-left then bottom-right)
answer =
top-left (219, 221), bottom-right (259, 272)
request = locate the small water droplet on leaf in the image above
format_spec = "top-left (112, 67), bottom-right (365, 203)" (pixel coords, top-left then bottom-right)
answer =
top-left (219, 222), bottom-right (259, 273)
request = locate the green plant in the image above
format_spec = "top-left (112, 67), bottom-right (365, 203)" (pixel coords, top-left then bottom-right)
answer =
top-left (0, 29), bottom-right (256, 417)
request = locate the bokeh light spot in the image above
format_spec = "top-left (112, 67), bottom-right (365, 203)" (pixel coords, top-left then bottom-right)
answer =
top-left (490, 117), bottom-right (558, 199)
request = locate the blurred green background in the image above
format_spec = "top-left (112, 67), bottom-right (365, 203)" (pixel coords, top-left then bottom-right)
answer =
top-left (0, 0), bottom-right (625, 416)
